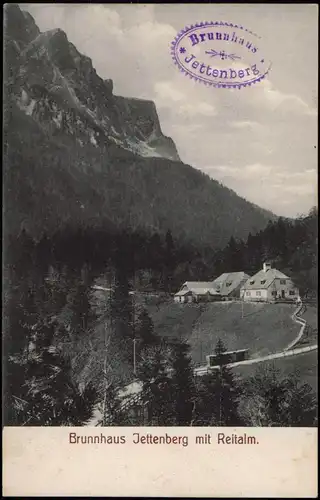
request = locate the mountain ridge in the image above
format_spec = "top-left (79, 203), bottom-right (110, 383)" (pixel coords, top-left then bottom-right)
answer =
top-left (5, 5), bottom-right (180, 161)
top-left (4, 4), bottom-right (277, 250)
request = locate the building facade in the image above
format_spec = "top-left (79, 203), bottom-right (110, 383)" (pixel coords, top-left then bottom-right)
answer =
top-left (174, 272), bottom-right (251, 303)
top-left (174, 282), bottom-right (220, 303)
top-left (240, 262), bottom-right (299, 302)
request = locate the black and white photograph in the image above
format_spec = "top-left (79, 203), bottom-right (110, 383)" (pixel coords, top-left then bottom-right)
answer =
top-left (3, 3), bottom-right (318, 433)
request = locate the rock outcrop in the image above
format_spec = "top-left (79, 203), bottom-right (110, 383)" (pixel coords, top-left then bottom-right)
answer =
top-left (4, 4), bottom-right (276, 247)
top-left (4, 4), bottom-right (180, 161)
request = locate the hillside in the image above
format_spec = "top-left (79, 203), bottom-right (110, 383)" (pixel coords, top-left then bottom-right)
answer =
top-left (4, 4), bottom-right (275, 249)
top-left (209, 210), bottom-right (318, 297)
top-left (145, 300), bottom-right (302, 363)
top-left (144, 298), bottom-right (317, 393)
top-left (234, 350), bottom-right (318, 392)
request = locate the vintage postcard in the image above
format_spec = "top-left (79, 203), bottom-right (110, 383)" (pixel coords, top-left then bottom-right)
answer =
top-left (3, 3), bottom-right (318, 497)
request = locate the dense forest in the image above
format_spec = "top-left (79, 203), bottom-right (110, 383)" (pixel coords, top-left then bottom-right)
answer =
top-left (3, 4), bottom-right (317, 427)
top-left (4, 3), bottom-right (275, 250)
top-left (3, 207), bottom-right (317, 426)
top-left (209, 207), bottom-right (318, 298)
top-left (4, 101), bottom-right (275, 250)
top-left (4, 205), bottom-right (318, 296)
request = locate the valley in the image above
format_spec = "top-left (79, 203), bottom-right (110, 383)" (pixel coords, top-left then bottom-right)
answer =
top-left (3, 4), bottom-right (317, 429)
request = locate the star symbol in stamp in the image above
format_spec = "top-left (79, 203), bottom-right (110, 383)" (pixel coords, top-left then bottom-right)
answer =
top-left (179, 47), bottom-right (186, 53)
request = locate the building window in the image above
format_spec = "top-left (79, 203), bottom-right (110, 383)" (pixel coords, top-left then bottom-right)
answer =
top-left (246, 291), bottom-right (251, 296)
top-left (271, 291), bottom-right (277, 296)
top-left (256, 291), bottom-right (261, 296)
top-left (260, 280), bottom-right (266, 284)
top-left (289, 290), bottom-right (295, 295)
top-left (280, 280), bottom-right (286, 285)
top-left (249, 280), bottom-right (255, 285)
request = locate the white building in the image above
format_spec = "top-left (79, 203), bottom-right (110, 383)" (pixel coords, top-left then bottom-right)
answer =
top-left (174, 282), bottom-right (220, 303)
top-left (240, 262), bottom-right (299, 302)
top-left (174, 271), bottom-right (250, 303)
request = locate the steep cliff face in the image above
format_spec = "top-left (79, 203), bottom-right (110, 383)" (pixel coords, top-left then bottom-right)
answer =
top-left (112, 97), bottom-right (179, 159)
top-left (4, 5), bottom-right (180, 161)
top-left (4, 5), bottom-right (276, 248)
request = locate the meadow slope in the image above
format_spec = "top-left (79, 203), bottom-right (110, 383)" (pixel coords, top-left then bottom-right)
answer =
top-left (147, 301), bottom-right (300, 363)
top-left (234, 350), bottom-right (318, 393)
top-left (147, 299), bottom-right (317, 392)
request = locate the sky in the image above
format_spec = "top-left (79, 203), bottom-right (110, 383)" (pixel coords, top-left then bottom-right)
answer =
top-left (22, 4), bottom-right (318, 217)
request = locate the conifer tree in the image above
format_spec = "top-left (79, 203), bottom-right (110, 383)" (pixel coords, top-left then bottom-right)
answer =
top-left (239, 365), bottom-right (318, 427)
top-left (27, 315), bottom-right (97, 425)
top-left (100, 381), bottom-right (131, 426)
top-left (193, 339), bottom-right (243, 426)
top-left (44, 265), bottom-right (71, 316)
top-left (110, 266), bottom-right (134, 364)
top-left (164, 229), bottom-right (175, 293)
top-left (138, 342), bottom-right (174, 425)
top-left (4, 276), bottom-right (40, 424)
top-left (135, 308), bottom-right (158, 348)
top-left (170, 340), bottom-right (195, 426)
top-left (61, 266), bottom-right (96, 341)
top-left (5, 282), bottom-right (98, 426)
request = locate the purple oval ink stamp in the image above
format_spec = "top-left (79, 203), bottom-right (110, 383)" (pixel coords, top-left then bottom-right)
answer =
top-left (171, 21), bottom-right (272, 89)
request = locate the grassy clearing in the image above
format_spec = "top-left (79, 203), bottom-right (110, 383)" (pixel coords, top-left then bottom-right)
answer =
top-left (301, 305), bottom-right (318, 331)
top-left (93, 292), bottom-right (317, 391)
top-left (233, 350), bottom-right (318, 393)
top-left (301, 305), bottom-right (318, 343)
top-left (148, 301), bottom-right (204, 340)
top-left (148, 300), bottom-right (300, 364)
top-left (294, 305), bottom-right (318, 348)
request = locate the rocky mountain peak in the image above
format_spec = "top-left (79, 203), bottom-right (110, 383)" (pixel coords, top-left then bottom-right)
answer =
top-left (4, 4), bottom-right (40, 46)
top-left (5, 4), bottom-right (180, 161)
top-left (4, 6), bottom-right (276, 250)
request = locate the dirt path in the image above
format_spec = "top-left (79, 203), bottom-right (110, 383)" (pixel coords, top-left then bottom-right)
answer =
top-left (87, 300), bottom-right (316, 425)
top-left (194, 343), bottom-right (318, 375)
top-left (284, 303), bottom-right (307, 351)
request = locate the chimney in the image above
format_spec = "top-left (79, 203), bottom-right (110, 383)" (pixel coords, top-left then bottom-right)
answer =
top-left (263, 262), bottom-right (272, 273)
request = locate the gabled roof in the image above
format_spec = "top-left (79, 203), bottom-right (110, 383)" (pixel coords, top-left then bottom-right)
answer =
top-left (175, 282), bottom-right (220, 296)
top-left (241, 268), bottom-right (290, 290)
top-left (184, 281), bottom-right (214, 289)
top-left (211, 272), bottom-right (251, 296)
top-left (175, 289), bottom-right (193, 296)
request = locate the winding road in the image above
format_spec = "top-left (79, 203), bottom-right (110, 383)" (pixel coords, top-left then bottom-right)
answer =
top-left (88, 300), bottom-right (317, 426)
